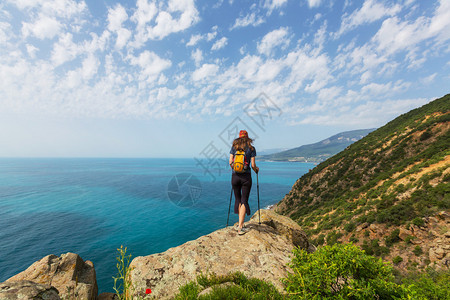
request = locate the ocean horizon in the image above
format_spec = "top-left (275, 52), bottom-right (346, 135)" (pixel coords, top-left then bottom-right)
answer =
top-left (0, 158), bottom-right (315, 294)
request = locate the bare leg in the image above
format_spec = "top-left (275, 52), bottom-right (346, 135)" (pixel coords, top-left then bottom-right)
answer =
top-left (238, 203), bottom-right (246, 228)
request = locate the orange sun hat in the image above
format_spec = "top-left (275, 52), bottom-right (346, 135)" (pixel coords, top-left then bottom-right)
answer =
top-left (239, 130), bottom-right (248, 138)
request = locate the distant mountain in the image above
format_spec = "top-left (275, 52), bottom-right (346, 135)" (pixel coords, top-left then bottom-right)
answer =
top-left (257, 148), bottom-right (289, 156)
top-left (260, 129), bottom-right (375, 162)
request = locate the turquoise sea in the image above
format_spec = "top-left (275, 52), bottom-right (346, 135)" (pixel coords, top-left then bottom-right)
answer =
top-left (0, 158), bottom-right (314, 293)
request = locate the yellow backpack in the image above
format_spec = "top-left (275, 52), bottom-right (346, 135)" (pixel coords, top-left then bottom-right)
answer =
top-left (233, 149), bottom-right (248, 173)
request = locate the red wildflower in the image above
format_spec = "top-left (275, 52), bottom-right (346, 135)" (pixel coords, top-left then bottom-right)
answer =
top-left (145, 288), bottom-right (152, 294)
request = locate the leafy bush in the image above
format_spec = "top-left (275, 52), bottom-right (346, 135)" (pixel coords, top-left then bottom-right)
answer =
top-left (361, 239), bottom-right (389, 257)
top-left (403, 268), bottom-right (450, 300)
top-left (174, 272), bottom-right (283, 300)
top-left (314, 234), bottom-right (325, 246)
top-left (413, 245), bottom-right (423, 256)
top-left (344, 222), bottom-right (356, 232)
top-left (326, 230), bottom-right (343, 246)
top-left (385, 229), bottom-right (401, 247)
top-left (420, 130), bottom-right (432, 141)
top-left (393, 256), bottom-right (403, 265)
top-left (283, 243), bottom-right (407, 299)
top-left (412, 217), bottom-right (425, 227)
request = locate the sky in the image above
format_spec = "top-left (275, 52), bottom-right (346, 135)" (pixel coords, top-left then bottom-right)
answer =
top-left (0, 0), bottom-right (449, 158)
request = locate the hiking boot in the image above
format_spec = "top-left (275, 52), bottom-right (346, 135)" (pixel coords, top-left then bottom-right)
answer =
top-left (238, 226), bottom-right (249, 235)
top-left (235, 224), bottom-right (246, 231)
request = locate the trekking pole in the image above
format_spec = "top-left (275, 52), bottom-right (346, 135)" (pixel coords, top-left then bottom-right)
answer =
top-left (226, 188), bottom-right (233, 227)
top-left (257, 172), bottom-right (261, 225)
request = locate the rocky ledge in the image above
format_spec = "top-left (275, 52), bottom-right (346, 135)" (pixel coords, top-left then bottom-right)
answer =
top-left (2, 252), bottom-right (97, 300)
top-left (129, 209), bottom-right (314, 299)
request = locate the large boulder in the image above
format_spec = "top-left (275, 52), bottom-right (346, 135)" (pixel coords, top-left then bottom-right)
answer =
top-left (129, 209), bottom-right (312, 299)
top-left (0, 280), bottom-right (60, 300)
top-left (250, 209), bottom-right (315, 252)
top-left (6, 253), bottom-right (97, 300)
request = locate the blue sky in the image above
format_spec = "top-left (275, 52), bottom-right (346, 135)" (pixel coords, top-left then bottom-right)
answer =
top-left (0, 0), bottom-right (449, 158)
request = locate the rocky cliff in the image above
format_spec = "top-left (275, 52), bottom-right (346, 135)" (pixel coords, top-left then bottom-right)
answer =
top-left (129, 209), bottom-right (313, 299)
top-left (2, 253), bottom-right (97, 300)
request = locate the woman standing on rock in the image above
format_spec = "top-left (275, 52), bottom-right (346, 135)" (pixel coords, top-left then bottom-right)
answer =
top-left (229, 130), bottom-right (259, 235)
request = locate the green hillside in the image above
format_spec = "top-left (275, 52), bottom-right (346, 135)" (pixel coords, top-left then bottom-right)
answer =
top-left (260, 129), bottom-right (374, 162)
top-left (276, 94), bottom-right (450, 271)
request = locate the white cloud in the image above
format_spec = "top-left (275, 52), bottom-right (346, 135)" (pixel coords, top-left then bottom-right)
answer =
top-left (186, 34), bottom-right (203, 46)
top-left (427, 0), bottom-right (450, 42)
top-left (107, 5), bottom-right (131, 49)
top-left (361, 80), bottom-right (410, 96)
top-left (207, 26), bottom-right (218, 41)
top-left (108, 4), bottom-right (128, 32)
top-left (257, 27), bottom-right (290, 56)
top-left (284, 48), bottom-right (332, 93)
top-left (211, 37), bottom-right (228, 50)
top-left (10, 0), bottom-right (87, 19)
top-left (317, 86), bottom-right (342, 101)
top-left (191, 48), bottom-right (203, 66)
top-left (22, 15), bottom-right (61, 39)
top-left (373, 1), bottom-right (450, 56)
top-left (51, 33), bottom-right (81, 66)
top-left (338, 0), bottom-right (401, 36)
top-left (156, 85), bottom-right (189, 102)
top-left (115, 28), bottom-right (131, 49)
top-left (81, 54), bottom-right (100, 80)
top-left (253, 59), bottom-right (283, 82)
top-left (147, 0), bottom-right (199, 40)
top-left (186, 27), bottom-right (217, 46)
top-left (0, 22), bottom-right (12, 43)
top-left (231, 12), bottom-right (265, 30)
top-left (192, 63), bottom-right (219, 81)
top-left (374, 16), bottom-right (425, 55)
top-left (130, 0), bottom-right (199, 46)
top-left (264, 0), bottom-right (288, 14)
top-left (421, 73), bottom-right (437, 85)
top-left (129, 51), bottom-right (172, 82)
top-left (26, 44), bottom-right (38, 58)
top-left (132, 0), bottom-right (157, 28)
top-left (297, 97), bottom-right (430, 127)
top-left (307, 0), bottom-right (322, 8)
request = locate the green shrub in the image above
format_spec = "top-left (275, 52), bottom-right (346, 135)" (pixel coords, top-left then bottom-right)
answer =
top-left (393, 256), bottom-right (403, 265)
top-left (344, 222), bottom-right (356, 232)
top-left (283, 243), bottom-right (407, 299)
top-left (412, 217), bottom-right (425, 227)
top-left (403, 269), bottom-right (450, 300)
top-left (419, 130), bottom-right (432, 141)
top-left (404, 235), bottom-right (415, 244)
top-left (174, 272), bottom-right (284, 300)
top-left (314, 234), bottom-right (325, 246)
top-left (326, 230), bottom-right (343, 246)
top-left (349, 235), bottom-right (359, 243)
top-left (385, 229), bottom-right (401, 247)
top-left (413, 245), bottom-right (423, 256)
top-left (362, 239), bottom-right (389, 257)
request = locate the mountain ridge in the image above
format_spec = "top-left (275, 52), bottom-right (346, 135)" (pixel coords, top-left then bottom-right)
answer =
top-left (275, 93), bottom-right (449, 272)
top-left (260, 128), bottom-right (375, 162)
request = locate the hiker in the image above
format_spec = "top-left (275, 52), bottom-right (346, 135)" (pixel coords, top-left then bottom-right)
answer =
top-left (229, 130), bottom-right (259, 235)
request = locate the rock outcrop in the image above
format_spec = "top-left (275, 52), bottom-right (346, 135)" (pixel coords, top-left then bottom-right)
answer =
top-left (6, 253), bottom-right (97, 300)
top-left (0, 281), bottom-right (60, 300)
top-left (129, 209), bottom-right (312, 299)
